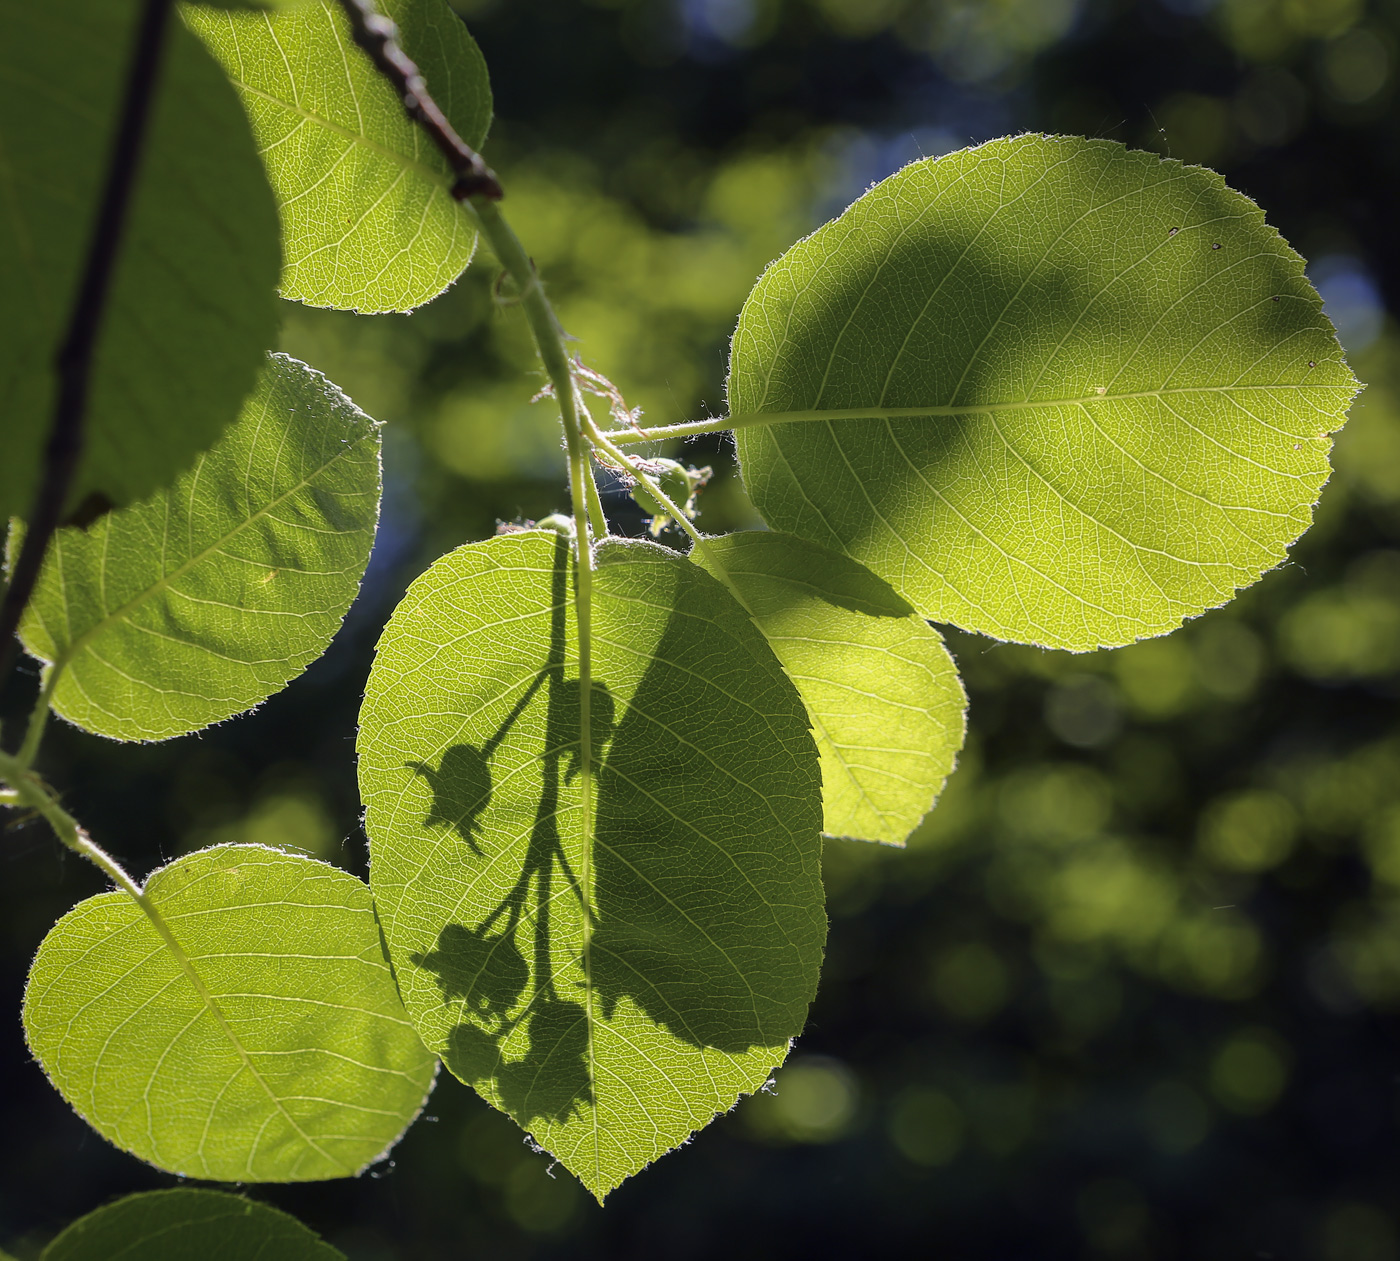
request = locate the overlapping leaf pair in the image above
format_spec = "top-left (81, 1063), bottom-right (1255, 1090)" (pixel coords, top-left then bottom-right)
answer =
top-left (4, 0), bottom-right (1356, 1211)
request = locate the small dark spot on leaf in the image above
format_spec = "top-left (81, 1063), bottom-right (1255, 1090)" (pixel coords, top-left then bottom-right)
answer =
top-left (1272, 296), bottom-right (1280, 301)
top-left (1168, 227), bottom-right (1179, 235)
top-left (1308, 361), bottom-right (1316, 368)
top-left (1212, 243), bottom-right (1221, 250)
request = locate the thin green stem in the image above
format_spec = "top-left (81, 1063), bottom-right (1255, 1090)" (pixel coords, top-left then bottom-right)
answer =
top-left (581, 441), bottom-right (609, 539)
top-left (15, 664), bottom-right (62, 769)
top-left (0, 749), bottom-right (143, 900)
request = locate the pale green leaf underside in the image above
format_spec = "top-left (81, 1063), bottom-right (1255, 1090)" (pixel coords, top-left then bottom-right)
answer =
top-left (732, 135), bottom-right (1360, 651)
top-left (695, 531), bottom-right (966, 846)
top-left (0, 0), bottom-right (280, 526)
top-left (359, 533), bottom-right (825, 1199)
top-left (42, 1189), bottom-right (344, 1261)
top-left (24, 845), bottom-right (436, 1183)
top-left (185, 0), bottom-right (492, 313)
top-left (19, 354), bottom-right (381, 742)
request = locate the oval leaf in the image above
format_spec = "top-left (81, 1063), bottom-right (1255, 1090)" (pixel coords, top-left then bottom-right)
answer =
top-left (185, 0), bottom-right (493, 313)
top-left (0, 0), bottom-right (280, 526)
top-left (42, 1190), bottom-right (343, 1261)
top-left (731, 135), bottom-right (1360, 651)
top-left (23, 845), bottom-right (436, 1182)
top-left (694, 532), bottom-right (966, 845)
top-left (19, 354), bottom-right (381, 742)
top-left (359, 533), bottom-right (825, 1199)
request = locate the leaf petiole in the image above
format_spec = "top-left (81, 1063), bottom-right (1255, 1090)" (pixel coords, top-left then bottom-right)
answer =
top-left (13, 663), bottom-right (61, 770)
top-left (0, 748), bottom-right (143, 901)
top-left (0, 748), bottom-right (258, 1091)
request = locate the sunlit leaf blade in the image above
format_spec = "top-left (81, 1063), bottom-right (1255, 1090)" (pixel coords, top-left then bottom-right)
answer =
top-left (184, 0), bottom-right (492, 313)
top-left (23, 845), bottom-right (436, 1183)
top-left (18, 354), bottom-right (381, 742)
top-left (186, 1), bottom-right (313, 11)
top-left (731, 135), bottom-right (1361, 651)
top-left (41, 1189), bottom-right (344, 1261)
top-left (694, 532), bottom-right (966, 845)
top-left (0, 0), bottom-right (280, 527)
top-left (359, 533), bottom-right (825, 1199)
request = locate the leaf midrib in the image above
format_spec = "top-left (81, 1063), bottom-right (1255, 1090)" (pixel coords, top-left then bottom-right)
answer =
top-left (51, 416), bottom-right (372, 674)
top-left (606, 382), bottom-right (1345, 446)
top-left (122, 883), bottom-right (351, 1178)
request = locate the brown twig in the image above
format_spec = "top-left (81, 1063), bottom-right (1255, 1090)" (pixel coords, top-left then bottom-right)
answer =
top-left (0, 0), bottom-right (175, 687)
top-left (334, 0), bottom-right (503, 201)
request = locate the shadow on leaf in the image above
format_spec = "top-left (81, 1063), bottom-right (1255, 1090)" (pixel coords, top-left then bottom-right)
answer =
top-left (411, 538), bottom-right (824, 1128)
top-left (412, 535), bottom-right (614, 1126)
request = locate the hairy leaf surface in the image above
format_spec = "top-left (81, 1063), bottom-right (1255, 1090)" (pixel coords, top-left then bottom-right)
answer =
top-left (694, 532), bottom-right (965, 845)
top-left (42, 1189), bottom-right (343, 1261)
top-left (359, 532), bottom-right (825, 1199)
top-left (23, 845), bottom-right (436, 1183)
top-left (731, 135), bottom-right (1360, 650)
top-left (19, 354), bottom-right (381, 742)
top-left (185, 0), bottom-right (492, 312)
top-left (0, 0), bottom-right (280, 527)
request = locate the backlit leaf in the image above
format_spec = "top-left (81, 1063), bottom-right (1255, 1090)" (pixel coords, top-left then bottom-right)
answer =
top-left (694, 531), bottom-right (966, 845)
top-left (0, 0), bottom-right (280, 527)
top-left (23, 845), bottom-right (436, 1183)
top-left (19, 354), bottom-right (381, 742)
top-left (358, 532), bottom-right (825, 1199)
top-left (731, 135), bottom-right (1360, 651)
top-left (41, 1189), bottom-right (343, 1261)
top-left (185, 0), bottom-right (492, 313)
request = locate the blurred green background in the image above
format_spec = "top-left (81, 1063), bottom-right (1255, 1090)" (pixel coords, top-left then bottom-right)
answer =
top-left (4, 0), bottom-right (1400, 1256)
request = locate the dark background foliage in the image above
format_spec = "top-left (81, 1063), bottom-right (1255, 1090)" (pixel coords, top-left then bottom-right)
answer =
top-left (4, 0), bottom-right (1400, 1257)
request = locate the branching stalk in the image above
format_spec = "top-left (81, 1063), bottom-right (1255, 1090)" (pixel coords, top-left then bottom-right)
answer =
top-left (337, 0), bottom-right (605, 1109)
top-left (584, 422), bottom-right (759, 619)
top-left (0, 0), bottom-right (175, 689)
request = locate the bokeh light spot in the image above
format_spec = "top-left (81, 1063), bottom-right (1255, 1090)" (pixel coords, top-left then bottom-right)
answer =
top-left (888, 1087), bottom-right (965, 1166)
top-left (1197, 789), bottom-right (1299, 873)
top-left (1209, 1027), bottom-right (1290, 1113)
top-left (744, 1057), bottom-right (860, 1144)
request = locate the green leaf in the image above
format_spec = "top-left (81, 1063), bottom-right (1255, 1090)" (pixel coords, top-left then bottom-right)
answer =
top-left (41, 1189), bottom-right (343, 1261)
top-left (186, 1), bottom-right (315, 11)
top-left (694, 532), bottom-right (966, 846)
top-left (23, 845), bottom-right (436, 1183)
top-left (0, 0), bottom-right (281, 527)
top-left (18, 354), bottom-right (381, 742)
top-left (358, 532), bottom-right (825, 1199)
top-left (731, 135), bottom-right (1360, 651)
top-left (185, 0), bottom-right (492, 313)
